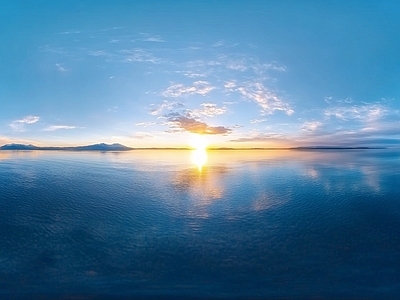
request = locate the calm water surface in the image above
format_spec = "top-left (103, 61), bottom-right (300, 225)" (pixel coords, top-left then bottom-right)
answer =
top-left (0, 149), bottom-right (399, 299)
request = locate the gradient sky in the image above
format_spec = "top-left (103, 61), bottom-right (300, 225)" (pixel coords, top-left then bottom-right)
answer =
top-left (1, 1), bottom-right (399, 148)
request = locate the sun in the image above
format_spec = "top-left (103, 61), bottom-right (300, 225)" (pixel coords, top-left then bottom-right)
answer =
top-left (189, 134), bottom-right (208, 151)
top-left (189, 135), bottom-right (208, 171)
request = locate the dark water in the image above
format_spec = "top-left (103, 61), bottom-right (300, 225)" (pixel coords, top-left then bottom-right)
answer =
top-left (0, 149), bottom-right (399, 299)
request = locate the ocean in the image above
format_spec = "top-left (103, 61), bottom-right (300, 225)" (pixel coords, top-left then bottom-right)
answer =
top-left (0, 149), bottom-right (399, 299)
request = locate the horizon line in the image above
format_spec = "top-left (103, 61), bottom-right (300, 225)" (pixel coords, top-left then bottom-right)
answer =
top-left (0, 143), bottom-right (387, 151)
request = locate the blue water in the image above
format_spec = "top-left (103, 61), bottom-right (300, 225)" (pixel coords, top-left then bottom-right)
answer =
top-left (0, 149), bottom-right (399, 299)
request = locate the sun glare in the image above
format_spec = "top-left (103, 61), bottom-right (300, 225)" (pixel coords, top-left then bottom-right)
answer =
top-left (189, 134), bottom-right (208, 151)
top-left (191, 148), bottom-right (208, 172)
top-left (190, 135), bottom-right (208, 171)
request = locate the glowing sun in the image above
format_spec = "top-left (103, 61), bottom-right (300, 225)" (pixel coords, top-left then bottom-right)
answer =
top-left (189, 134), bottom-right (208, 151)
top-left (190, 135), bottom-right (208, 171)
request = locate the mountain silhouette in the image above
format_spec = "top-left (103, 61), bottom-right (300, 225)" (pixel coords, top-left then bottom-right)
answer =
top-left (0, 143), bottom-right (132, 151)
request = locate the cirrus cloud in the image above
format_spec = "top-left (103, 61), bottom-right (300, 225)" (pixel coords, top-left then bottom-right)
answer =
top-left (9, 115), bottom-right (40, 132)
top-left (43, 125), bottom-right (79, 131)
top-left (188, 103), bottom-right (228, 118)
top-left (162, 81), bottom-right (215, 98)
top-left (236, 82), bottom-right (294, 116)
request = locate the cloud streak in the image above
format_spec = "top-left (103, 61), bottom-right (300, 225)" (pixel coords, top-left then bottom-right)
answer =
top-left (162, 81), bottom-right (215, 98)
top-left (324, 103), bottom-right (388, 121)
top-left (43, 125), bottom-right (79, 131)
top-left (230, 120), bottom-right (400, 147)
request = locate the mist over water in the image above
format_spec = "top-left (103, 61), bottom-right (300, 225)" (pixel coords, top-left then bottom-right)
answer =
top-left (0, 149), bottom-right (399, 299)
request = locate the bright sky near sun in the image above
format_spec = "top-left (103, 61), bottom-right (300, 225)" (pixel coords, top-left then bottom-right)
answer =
top-left (1, 1), bottom-right (399, 148)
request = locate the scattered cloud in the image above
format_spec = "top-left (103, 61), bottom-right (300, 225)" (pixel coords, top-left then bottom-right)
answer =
top-left (174, 70), bottom-right (209, 78)
top-left (166, 113), bottom-right (231, 135)
top-left (43, 125), bottom-right (79, 131)
top-left (9, 116), bottom-right (40, 132)
top-left (38, 31), bottom-right (399, 148)
top-left (224, 81), bottom-right (237, 90)
top-left (262, 62), bottom-right (286, 72)
top-left (131, 132), bottom-right (154, 139)
top-left (189, 103), bottom-right (227, 118)
top-left (88, 50), bottom-right (110, 57)
top-left (229, 133), bottom-right (292, 145)
top-left (40, 45), bottom-right (69, 55)
top-left (55, 63), bottom-right (67, 72)
top-left (120, 48), bottom-right (162, 64)
top-left (162, 81), bottom-right (215, 98)
top-left (301, 121), bottom-right (322, 132)
top-left (150, 100), bottom-right (184, 116)
top-left (139, 33), bottom-right (165, 43)
top-left (236, 82), bottom-right (294, 116)
top-left (230, 119), bottom-right (400, 147)
top-left (324, 103), bottom-right (388, 121)
top-left (58, 30), bottom-right (82, 35)
top-left (213, 40), bottom-right (225, 47)
top-left (135, 121), bottom-right (157, 127)
top-left (226, 59), bottom-right (247, 71)
top-left (17, 116), bottom-right (40, 124)
top-left (107, 106), bottom-right (118, 113)
top-left (251, 118), bottom-right (267, 124)
top-left (141, 37), bottom-right (165, 42)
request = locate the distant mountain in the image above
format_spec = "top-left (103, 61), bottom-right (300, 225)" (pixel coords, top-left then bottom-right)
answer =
top-left (72, 143), bottom-right (132, 151)
top-left (0, 143), bottom-right (132, 151)
top-left (0, 144), bottom-right (39, 150)
top-left (292, 146), bottom-right (374, 150)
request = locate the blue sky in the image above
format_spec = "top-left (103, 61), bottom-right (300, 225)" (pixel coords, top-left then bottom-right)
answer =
top-left (1, 1), bottom-right (399, 147)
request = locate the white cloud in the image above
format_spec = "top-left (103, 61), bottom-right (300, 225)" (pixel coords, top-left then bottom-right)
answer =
top-left (43, 125), bottom-right (79, 131)
top-left (162, 81), bottom-right (215, 98)
top-left (142, 37), bottom-right (165, 42)
top-left (150, 100), bottom-right (184, 116)
top-left (58, 30), bottom-right (82, 35)
top-left (301, 121), bottom-right (322, 132)
top-left (324, 103), bottom-right (388, 121)
top-left (135, 121), bottom-right (156, 127)
top-left (224, 81), bottom-right (237, 90)
top-left (18, 116), bottom-right (40, 124)
top-left (251, 118), bottom-right (267, 124)
top-left (174, 70), bottom-right (208, 78)
top-left (189, 103), bottom-right (228, 118)
top-left (261, 63), bottom-right (286, 72)
top-left (55, 63), bottom-right (67, 72)
top-left (237, 82), bottom-right (294, 116)
top-left (132, 132), bottom-right (154, 139)
top-left (9, 116), bottom-right (40, 132)
top-left (213, 40), bottom-right (225, 47)
top-left (120, 49), bottom-right (161, 64)
top-left (88, 50), bottom-right (110, 57)
top-left (226, 59), bottom-right (247, 71)
top-left (138, 33), bottom-right (165, 43)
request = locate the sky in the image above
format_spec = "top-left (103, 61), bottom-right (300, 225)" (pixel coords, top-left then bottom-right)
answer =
top-left (1, 0), bottom-right (399, 148)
